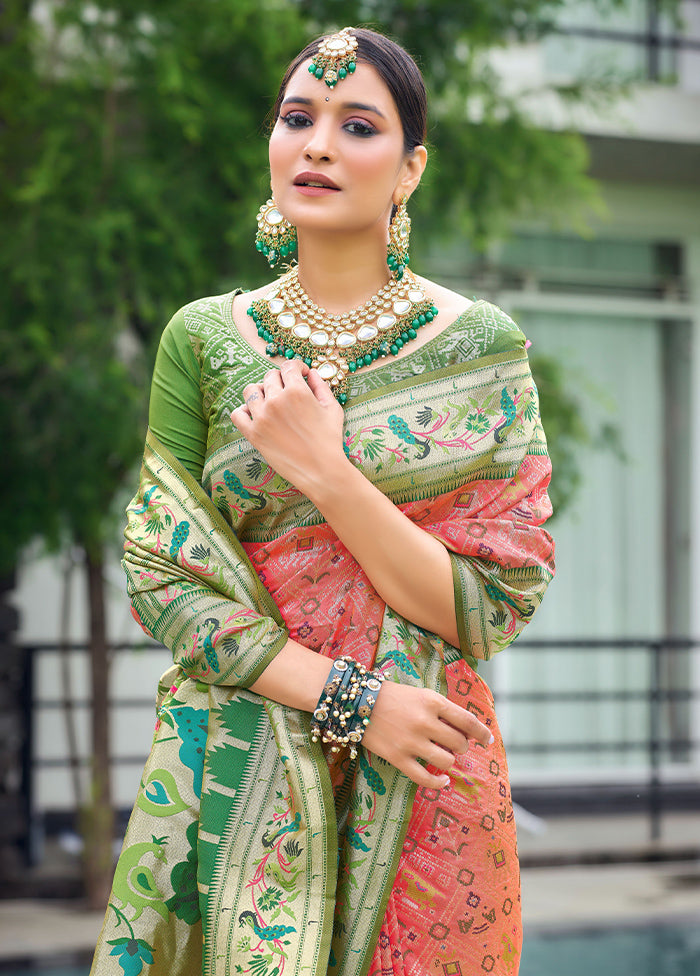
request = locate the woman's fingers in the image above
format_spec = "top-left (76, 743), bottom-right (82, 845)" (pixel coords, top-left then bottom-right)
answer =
top-left (409, 688), bottom-right (493, 751)
top-left (232, 365), bottom-right (305, 428)
top-left (230, 361), bottom-right (347, 492)
top-left (279, 359), bottom-right (310, 385)
top-left (423, 741), bottom-right (461, 771)
top-left (431, 694), bottom-right (493, 748)
top-left (231, 383), bottom-right (263, 429)
top-left (401, 759), bottom-right (453, 792)
top-left (305, 367), bottom-right (337, 405)
top-left (236, 363), bottom-right (323, 419)
top-left (362, 684), bottom-right (494, 788)
top-left (426, 719), bottom-right (469, 757)
top-left (267, 360), bottom-right (312, 402)
top-left (241, 383), bottom-right (265, 407)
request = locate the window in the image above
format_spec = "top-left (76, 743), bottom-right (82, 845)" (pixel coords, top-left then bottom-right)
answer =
top-left (541, 0), bottom-right (700, 86)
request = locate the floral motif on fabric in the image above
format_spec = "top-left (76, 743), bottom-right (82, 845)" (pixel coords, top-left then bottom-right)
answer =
top-left (345, 383), bottom-right (537, 472)
top-left (230, 796), bottom-right (303, 976)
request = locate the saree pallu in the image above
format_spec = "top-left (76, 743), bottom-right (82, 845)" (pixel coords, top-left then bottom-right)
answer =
top-left (90, 304), bottom-right (554, 976)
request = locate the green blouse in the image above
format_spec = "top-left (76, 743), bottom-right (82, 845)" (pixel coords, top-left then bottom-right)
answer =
top-left (148, 289), bottom-right (527, 481)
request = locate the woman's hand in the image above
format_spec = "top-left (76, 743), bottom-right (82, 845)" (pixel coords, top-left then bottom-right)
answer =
top-left (230, 360), bottom-right (348, 494)
top-left (362, 681), bottom-right (494, 789)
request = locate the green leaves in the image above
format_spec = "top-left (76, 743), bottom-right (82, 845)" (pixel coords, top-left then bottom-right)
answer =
top-left (257, 886), bottom-right (283, 912)
top-left (530, 352), bottom-right (622, 516)
top-left (0, 0), bottom-right (640, 569)
top-left (0, 1), bottom-right (306, 569)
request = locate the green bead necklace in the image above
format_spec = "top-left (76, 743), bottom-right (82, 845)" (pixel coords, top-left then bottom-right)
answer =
top-left (247, 266), bottom-right (438, 404)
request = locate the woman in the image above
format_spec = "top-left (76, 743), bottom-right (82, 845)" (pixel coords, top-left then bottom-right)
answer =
top-left (91, 27), bottom-right (554, 976)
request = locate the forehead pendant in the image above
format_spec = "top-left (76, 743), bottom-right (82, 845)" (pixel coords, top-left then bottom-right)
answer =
top-left (308, 28), bottom-right (358, 88)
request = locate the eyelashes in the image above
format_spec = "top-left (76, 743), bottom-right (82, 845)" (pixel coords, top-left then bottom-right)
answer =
top-left (344, 120), bottom-right (376, 137)
top-left (279, 112), bottom-right (377, 137)
top-left (280, 111), bottom-right (312, 129)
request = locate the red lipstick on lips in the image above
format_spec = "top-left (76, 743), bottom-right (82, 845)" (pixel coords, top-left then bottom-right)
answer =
top-left (293, 171), bottom-right (340, 196)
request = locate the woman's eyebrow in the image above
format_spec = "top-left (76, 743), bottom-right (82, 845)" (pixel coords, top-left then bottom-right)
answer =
top-left (342, 101), bottom-right (386, 118)
top-left (280, 95), bottom-right (386, 118)
top-left (281, 96), bottom-right (313, 107)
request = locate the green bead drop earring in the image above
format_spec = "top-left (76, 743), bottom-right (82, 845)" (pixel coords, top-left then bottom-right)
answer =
top-left (387, 196), bottom-right (411, 280)
top-left (255, 198), bottom-right (297, 269)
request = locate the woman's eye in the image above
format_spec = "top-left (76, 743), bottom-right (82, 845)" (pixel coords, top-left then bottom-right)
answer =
top-left (281, 112), bottom-right (311, 128)
top-left (345, 120), bottom-right (376, 137)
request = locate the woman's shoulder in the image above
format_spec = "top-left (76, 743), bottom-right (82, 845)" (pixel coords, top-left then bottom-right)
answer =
top-left (416, 275), bottom-right (527, 352)
top-left (416, 275), bottom-right (473, 323)
top-left (166, 288), bottom-right (244, 333)
top-left (156, 288), bottom-right (249, 357)
top-left (151, 289), bottom-right (249, 387)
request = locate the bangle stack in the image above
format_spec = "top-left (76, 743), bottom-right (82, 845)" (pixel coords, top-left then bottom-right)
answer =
top-left (311, 656), bottom-right (384, 759)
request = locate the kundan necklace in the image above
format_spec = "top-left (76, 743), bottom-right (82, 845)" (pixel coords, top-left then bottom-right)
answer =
top-left (247, 266), bottom-right (438, 403)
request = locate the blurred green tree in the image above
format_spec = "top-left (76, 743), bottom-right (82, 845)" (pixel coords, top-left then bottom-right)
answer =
top-left (1, 0), bottom-right (629, 904)
top-left (1, 0), bottom-right (308, 908)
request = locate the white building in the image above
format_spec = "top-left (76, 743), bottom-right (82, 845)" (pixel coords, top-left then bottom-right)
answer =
top-left (454, 0), bottom-right (700, 799)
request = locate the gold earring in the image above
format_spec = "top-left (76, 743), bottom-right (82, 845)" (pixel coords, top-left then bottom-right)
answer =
top-left (255, 198), bottom-right (297, 268)
top-left (387, 196), bottom-right (411, 280)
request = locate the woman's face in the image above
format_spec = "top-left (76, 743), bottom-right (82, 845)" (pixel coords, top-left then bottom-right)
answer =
top-left (269, 60), bottom-right (424, 239)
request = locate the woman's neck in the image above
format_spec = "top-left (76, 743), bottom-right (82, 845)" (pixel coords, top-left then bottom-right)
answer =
top-left (294, 231), bottom-right (392, 314)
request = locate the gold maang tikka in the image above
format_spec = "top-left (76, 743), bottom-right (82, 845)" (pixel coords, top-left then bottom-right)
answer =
top-left (308, 28), bottom-right (358, 88)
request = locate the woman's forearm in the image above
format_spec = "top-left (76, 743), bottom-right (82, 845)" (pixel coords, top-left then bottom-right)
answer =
top-left (248, 632), bottom-right (493, 790)
top-left (249, 637), bottom-right (332, 709)
top-left (230, 363), bottom-right (462, 650)
top-left (301, 456), bottom-right (461, 648)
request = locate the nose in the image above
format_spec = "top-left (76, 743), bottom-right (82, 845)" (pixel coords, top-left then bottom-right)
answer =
top-left (303, 120), bottom-right (336, 163)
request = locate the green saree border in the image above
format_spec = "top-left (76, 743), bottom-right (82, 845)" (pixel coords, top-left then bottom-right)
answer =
top-left (350, 644), bottom-right (448, 976)
top-left (341, 349), bottom-right (535, 507)
top-left (279, 707), bottom-right (340, 975)
top-left (450, 553), bottom-right (479, 670)
top-left (201, 701), bottom-right (339, 976)
top-left (345, 345), bottom-right (528, 411)
top-left (141, 428), bottom-right (289, 685)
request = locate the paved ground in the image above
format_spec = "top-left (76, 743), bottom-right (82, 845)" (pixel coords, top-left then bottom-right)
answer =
top-left (1, 812), bottom-right (698, 964)
top-left (522, 860), bottom-right (700, 931)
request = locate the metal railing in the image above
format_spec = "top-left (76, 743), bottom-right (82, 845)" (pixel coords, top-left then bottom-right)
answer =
top-left (499, 638), bottom-right (699, 843)
top-left (19, 637), bottom-right (700, 857)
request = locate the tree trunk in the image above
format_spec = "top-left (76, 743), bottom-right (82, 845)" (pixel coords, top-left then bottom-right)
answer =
top-left (81, 547), bottom-right (114, 910)
top-left (60, 551), bottom-right (83, 810)
top-left (0, 570), bottom-right (26, 884)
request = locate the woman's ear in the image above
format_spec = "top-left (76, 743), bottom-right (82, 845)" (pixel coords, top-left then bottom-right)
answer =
top-left (394, 145), bottom-right (428, 205)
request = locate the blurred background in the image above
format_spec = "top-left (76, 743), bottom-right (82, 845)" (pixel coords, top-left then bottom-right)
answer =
top-left (1, 0), bottom-right (699, 973)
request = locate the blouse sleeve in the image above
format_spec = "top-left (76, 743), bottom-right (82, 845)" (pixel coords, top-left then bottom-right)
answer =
top-left (124, 307), bottom-right (290, 689)
top-left (148, 309), bottom-right (208, 482)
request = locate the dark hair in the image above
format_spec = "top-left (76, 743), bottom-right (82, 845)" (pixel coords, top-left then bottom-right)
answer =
top-left (271, 27), bottom-right (427, 155)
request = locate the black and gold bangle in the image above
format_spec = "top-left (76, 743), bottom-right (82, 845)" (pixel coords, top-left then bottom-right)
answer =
top-left (310, 657), bottom-right (385, 758)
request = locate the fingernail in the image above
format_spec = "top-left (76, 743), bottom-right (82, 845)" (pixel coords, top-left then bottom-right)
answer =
top-left (488, 733), bottom-right (495, 746)
top-left (440, 775), bottom-right (450, 790)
